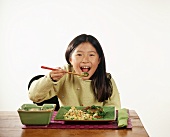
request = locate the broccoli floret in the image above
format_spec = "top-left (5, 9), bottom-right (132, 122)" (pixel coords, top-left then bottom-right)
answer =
top-left (91, 105), bottom-right (97, 109)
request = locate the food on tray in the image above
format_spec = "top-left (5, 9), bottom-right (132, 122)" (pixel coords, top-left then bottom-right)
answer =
top-left (27, 108), bottom-right (54, 111)
top-left (28, 108), bottom-right (40, 111)
top-left (83, 105), bottom-right (106, 119)
top-left (20, 107), bottom-right (54, 111)
top-left (63, 105), bottom-right (106, 120)
top-left (63, 106), bottom-right (92, 120)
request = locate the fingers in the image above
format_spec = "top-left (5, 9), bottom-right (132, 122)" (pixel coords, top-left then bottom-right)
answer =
top-left (50, 67), bottom-right (66, 81)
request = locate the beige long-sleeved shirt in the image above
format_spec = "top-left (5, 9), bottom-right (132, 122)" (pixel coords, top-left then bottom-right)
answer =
top-left (29, 64), bottom-right (121, 109)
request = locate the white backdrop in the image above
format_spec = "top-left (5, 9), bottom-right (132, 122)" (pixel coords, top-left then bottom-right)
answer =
top-left (0, 0), bottom-right (170, 137)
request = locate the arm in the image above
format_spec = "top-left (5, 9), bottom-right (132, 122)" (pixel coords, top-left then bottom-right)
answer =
top-left (104, 78), bottom-right (121, 110)
top-left (28, 64), bottom-right (72, 103)
top-left (28, 74), bottom-right (58, 103)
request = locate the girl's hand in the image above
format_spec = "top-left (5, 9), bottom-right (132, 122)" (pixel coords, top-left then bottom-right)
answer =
top-left (50, 67), bottom-right (66, 81)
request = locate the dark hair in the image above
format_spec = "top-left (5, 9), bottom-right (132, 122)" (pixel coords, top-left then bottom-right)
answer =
top-left (65, 34), bottom-right (112, 102)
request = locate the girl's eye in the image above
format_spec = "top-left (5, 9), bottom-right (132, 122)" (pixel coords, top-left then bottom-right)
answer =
top-left (76, 54), bottom-right (82, 56)
top-left (89, 54), bottom-right (95, 56)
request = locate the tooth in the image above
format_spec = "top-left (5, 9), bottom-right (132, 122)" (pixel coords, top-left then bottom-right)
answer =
top-left (81, 66), bottom-right (90, 69)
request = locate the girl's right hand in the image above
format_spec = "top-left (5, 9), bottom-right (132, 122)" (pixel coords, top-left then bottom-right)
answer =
top-left (50, 67), bottom-right (66, 81)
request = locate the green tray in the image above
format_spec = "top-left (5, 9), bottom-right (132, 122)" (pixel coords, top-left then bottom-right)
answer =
top-left (18, 104), bottom-right (56, 125)
top-left (55, 106), bottom-right (116, 121)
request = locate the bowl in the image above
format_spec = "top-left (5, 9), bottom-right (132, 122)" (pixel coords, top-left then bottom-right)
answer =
top-left (17, 103), bottom-right (56, 125)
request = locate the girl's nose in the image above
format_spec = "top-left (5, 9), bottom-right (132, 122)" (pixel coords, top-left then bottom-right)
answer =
top-left (82, 55), bottom-right (89, 63)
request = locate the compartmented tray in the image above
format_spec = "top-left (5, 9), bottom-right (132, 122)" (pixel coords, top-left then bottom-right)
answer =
top-left (18, 104), bottom-right (56, 125)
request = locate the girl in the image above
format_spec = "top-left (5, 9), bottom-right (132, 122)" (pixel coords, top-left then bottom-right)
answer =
top-left (29, 34), bottom-right (121, 109)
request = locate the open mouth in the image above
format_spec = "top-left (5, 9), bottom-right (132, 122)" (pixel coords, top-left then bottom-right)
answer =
top-left (80, 66), bottom-right (90, 73)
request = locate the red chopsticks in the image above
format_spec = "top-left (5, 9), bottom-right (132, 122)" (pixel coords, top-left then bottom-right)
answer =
top-left (41, 66), bottom-right (56, 71)
top-left (41, 66), bottom-right (89, 77)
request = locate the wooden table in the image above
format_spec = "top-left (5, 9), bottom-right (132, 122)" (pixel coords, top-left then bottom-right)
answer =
top-left (0, 110), bottom-right (149, 137)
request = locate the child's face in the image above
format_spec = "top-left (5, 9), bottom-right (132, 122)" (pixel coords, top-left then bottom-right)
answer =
top-left (69, 42), bottom-right (100, 80)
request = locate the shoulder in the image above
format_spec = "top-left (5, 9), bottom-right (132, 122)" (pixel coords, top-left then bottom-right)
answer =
top-left (106, 73), bottom-right (117, 84)
top-left (106, 73), bottom-right (112, 79)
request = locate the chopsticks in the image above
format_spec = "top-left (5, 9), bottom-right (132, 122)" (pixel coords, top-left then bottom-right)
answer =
top-left (41, 66), bottom-right (89, 77)
top-left (41, 66), bottom-right (56, 71)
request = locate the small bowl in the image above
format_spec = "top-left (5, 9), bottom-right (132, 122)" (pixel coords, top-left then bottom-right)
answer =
top-left (18, 103), bottom-right (56, 125)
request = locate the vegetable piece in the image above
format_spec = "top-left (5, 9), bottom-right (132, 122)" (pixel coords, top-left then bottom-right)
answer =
top-left (81, 72), bottom-right (89, 77)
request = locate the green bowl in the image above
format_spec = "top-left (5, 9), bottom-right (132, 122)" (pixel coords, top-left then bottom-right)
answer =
top-left (18, 104), bottom-right (56, 125)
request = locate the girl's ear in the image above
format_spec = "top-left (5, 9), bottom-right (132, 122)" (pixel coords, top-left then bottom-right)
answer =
top-left (69, 57), bottom-right (73, 65)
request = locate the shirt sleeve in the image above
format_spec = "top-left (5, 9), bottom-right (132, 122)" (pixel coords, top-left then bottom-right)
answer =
top-left (28, 64), bottom-right (71, 103)
top-left (28, 73), bottom-right (64, 103)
